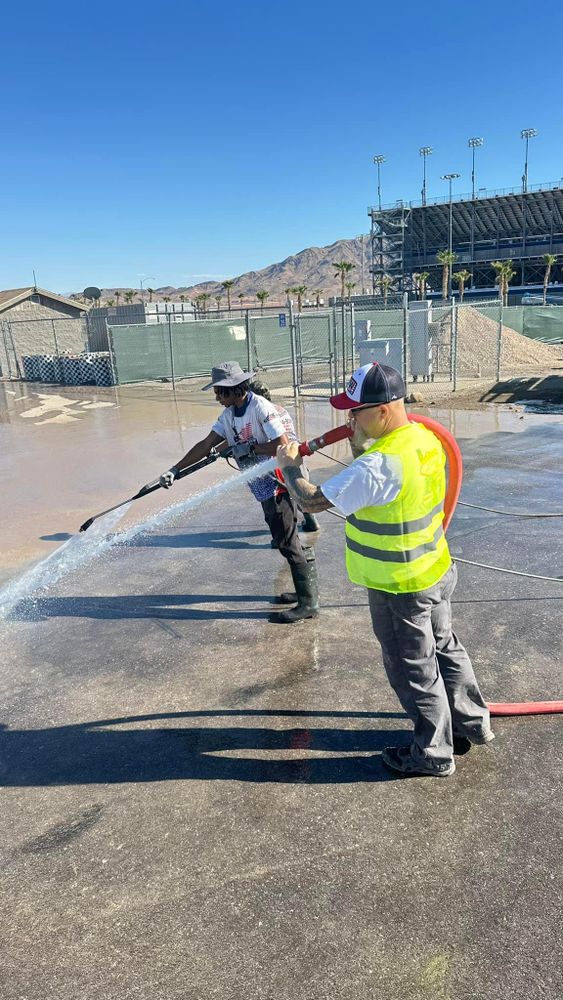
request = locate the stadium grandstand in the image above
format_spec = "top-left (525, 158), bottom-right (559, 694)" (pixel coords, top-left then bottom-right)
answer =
top-left (369, 182), bottom-right (563, 302)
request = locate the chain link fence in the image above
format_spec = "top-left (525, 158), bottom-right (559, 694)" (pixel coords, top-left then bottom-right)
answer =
top-left (2, 300), bottom-right (562, 402)
top-left (0, 316), bottom-right (89, 379)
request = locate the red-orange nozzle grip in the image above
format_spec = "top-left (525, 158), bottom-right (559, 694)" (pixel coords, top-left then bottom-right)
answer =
top-left (298, 424), bottom-right (353, 457)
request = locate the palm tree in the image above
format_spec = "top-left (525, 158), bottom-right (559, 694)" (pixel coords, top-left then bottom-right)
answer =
top-left (345, 281), bottom-right (356, 302)
top-left (452, 269), bottom-right (472, 303)
top-left (106, 299), bottom-right (115, 308)
top-left (333, 261), bottom-right (355, 301)
top-left (237, 292), bottom-right (245, 315)
top-left (315, 289), bottom-right (323, 308)
top-left (146, 288), bottom-right (154, 303)
top-left (256, 290), bottom-right (270, 315)
top-left (294, 285), bottom-right (307, 312)
top-left (179, 294), bottom-right (186, 303)
top-left (124, 289), bottom-right (134, 304)
top-left (418, 271), bottom-right (430, 300)
top-left (436, 251), bottom-right (457, 300)
top-left (284, 287), bottom-right (294, 300)
top-left (380, 274), bottom-right (394, 307)
top-left (115, 289), bottom-right (121, 307)
top-left (215, 295), bottom-right (223, 313)
top-left (492, 260), bottom-right (515, 306)
top-left (542, 254), bottom-right (558, 305)
top-left (201, 293), bottom-right (211, 314)
top-left (222, 280), bottom-right (234, 313)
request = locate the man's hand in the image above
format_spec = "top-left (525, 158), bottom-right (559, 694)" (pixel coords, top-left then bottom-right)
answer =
top-left (159, 465), bottom-right (179, 488)
top-left (276, 441), bottom-right (301, 470)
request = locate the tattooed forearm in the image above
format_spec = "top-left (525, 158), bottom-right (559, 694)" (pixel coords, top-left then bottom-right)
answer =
top-left (282, 468), bottom-right (333, 513)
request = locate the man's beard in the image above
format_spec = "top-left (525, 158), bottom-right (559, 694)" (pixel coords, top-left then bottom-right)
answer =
top-left (351, 422), bottom-right (373, 452)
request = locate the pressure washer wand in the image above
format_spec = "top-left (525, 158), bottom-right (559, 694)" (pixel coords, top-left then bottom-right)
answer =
top-left (78, 450), bottom-right (222, 533)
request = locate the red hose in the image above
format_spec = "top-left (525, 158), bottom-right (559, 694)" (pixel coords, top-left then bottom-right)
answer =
top-left (488, 702), bottom-right (563, 716)
top-left (407, 412), bottom-right (462, 531)
top-left (406, 415), bottom-right (563, 718)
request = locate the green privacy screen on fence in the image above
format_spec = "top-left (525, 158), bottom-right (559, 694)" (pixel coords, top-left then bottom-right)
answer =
top-left (474, 305), bottom-right (563, 342)
top-left (109, 313), bottom-right (294, 384)
top-left (109, 319), bottom-right (250, 383)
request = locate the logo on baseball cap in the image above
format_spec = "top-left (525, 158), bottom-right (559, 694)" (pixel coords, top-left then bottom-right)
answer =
top-left (330, 362), bottom-right (406, 410)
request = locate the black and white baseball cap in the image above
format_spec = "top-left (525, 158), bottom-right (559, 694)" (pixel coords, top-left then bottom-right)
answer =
top-left (330, 362), bottom-right (406, 410)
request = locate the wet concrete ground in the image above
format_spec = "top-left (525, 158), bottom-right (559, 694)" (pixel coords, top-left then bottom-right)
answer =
top-left (1, 382), bottom-right (563, 999)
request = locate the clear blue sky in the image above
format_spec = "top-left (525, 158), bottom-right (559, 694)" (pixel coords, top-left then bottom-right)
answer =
top-left (2, 0), bottom-right (562, 293)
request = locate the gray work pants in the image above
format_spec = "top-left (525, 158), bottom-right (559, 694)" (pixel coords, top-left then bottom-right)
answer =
top-left (367, 563), bottom-right (490, 766)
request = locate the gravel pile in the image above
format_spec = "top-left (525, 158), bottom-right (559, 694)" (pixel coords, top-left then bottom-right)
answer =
top-left (435, 307), bottom-right (561, 376)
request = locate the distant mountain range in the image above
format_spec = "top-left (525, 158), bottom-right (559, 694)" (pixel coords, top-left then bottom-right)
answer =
top-left (86, 236), bottom-right (372, 306)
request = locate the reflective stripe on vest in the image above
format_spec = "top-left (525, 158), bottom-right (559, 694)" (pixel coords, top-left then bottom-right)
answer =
top-left (347, 500), bottom-right (444, 537)
top-left (345, 423), bottom-right (452, 594)
top-left (347, 523), bottom-right (444, 563)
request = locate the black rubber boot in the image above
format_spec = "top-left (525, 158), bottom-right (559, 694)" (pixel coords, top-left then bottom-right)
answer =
top-left (272, 550), bottom-right (315, 605)
top-left (300, 512), bottom-right (320, 533)
top-left (269, 561), bottom-right (319, 623)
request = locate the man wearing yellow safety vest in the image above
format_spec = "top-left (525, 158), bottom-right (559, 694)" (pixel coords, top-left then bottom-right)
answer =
top-left (276, 361), bottom-right (494, 777)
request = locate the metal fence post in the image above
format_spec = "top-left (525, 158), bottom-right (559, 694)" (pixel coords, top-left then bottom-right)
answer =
top-left (350, 302), bottom-right (356, 370)
top-left (496, 300), bottom-right (503, 382)
top-left (331, 303), bottom-right (339, 388)
top-left (402, 292), bottom-right (409, 385)
top-left (1, 322), bottom-right (13, 379)
top-left (327, 314), bottom-right (336, 394)
top-left (51, 318), bottom-right (60, 358)
top-left (449, 296), bottom-right (456, 382)
top-left (167, 314), bottom-right (176, 389)
top-left (245, 310), bottom-right (252, 372)
top-left (341, 303), bottom-right (347, 389)
top-left (452, 300), bottom-right (458, 392)
top-left (288, 299), bottom-right (299, 399)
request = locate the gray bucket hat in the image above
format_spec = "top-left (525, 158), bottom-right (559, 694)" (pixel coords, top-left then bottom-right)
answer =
top-left (202, 361), bottom-right (256, 391)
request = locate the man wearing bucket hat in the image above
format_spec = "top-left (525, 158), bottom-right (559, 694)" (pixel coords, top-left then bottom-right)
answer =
top-left (276, 361), bottom-right (493, 776)
top-left (250, 377), bottom-right (320, 538)
top-left (158, 361), bottom-right (319, 624)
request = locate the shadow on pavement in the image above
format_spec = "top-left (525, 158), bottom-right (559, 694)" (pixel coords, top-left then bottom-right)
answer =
top-left (132, 529), bottom-right (272, 550)
top-left (0, 710), bottom-right (407, 786)
top-left (13, 593), bottom-right (286, 621)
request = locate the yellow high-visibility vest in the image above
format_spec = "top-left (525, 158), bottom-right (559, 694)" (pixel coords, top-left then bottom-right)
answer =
top-left (345, 422), bottom-right (452, 594)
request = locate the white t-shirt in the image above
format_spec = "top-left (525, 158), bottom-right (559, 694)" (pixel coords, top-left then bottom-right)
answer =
top-left (212, 391), bottom-right (286, 501)
top-left (320, 451), bottom-right (403, 516)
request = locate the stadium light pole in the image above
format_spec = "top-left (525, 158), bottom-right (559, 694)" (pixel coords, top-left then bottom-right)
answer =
top-left (441, 173), bottom-right (460, 296)
top-left (468, 138), bottom-right (484, 200)
top-left (521, 128), bottom-right (538, 194)
top-left (373, 155), bottom-right (385, 212)
top-left (419, 147), bottom-right (432, 206)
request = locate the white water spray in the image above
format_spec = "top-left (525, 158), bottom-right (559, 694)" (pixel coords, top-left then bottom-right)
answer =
top-left (0, 459), bottom-right (278, 620)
